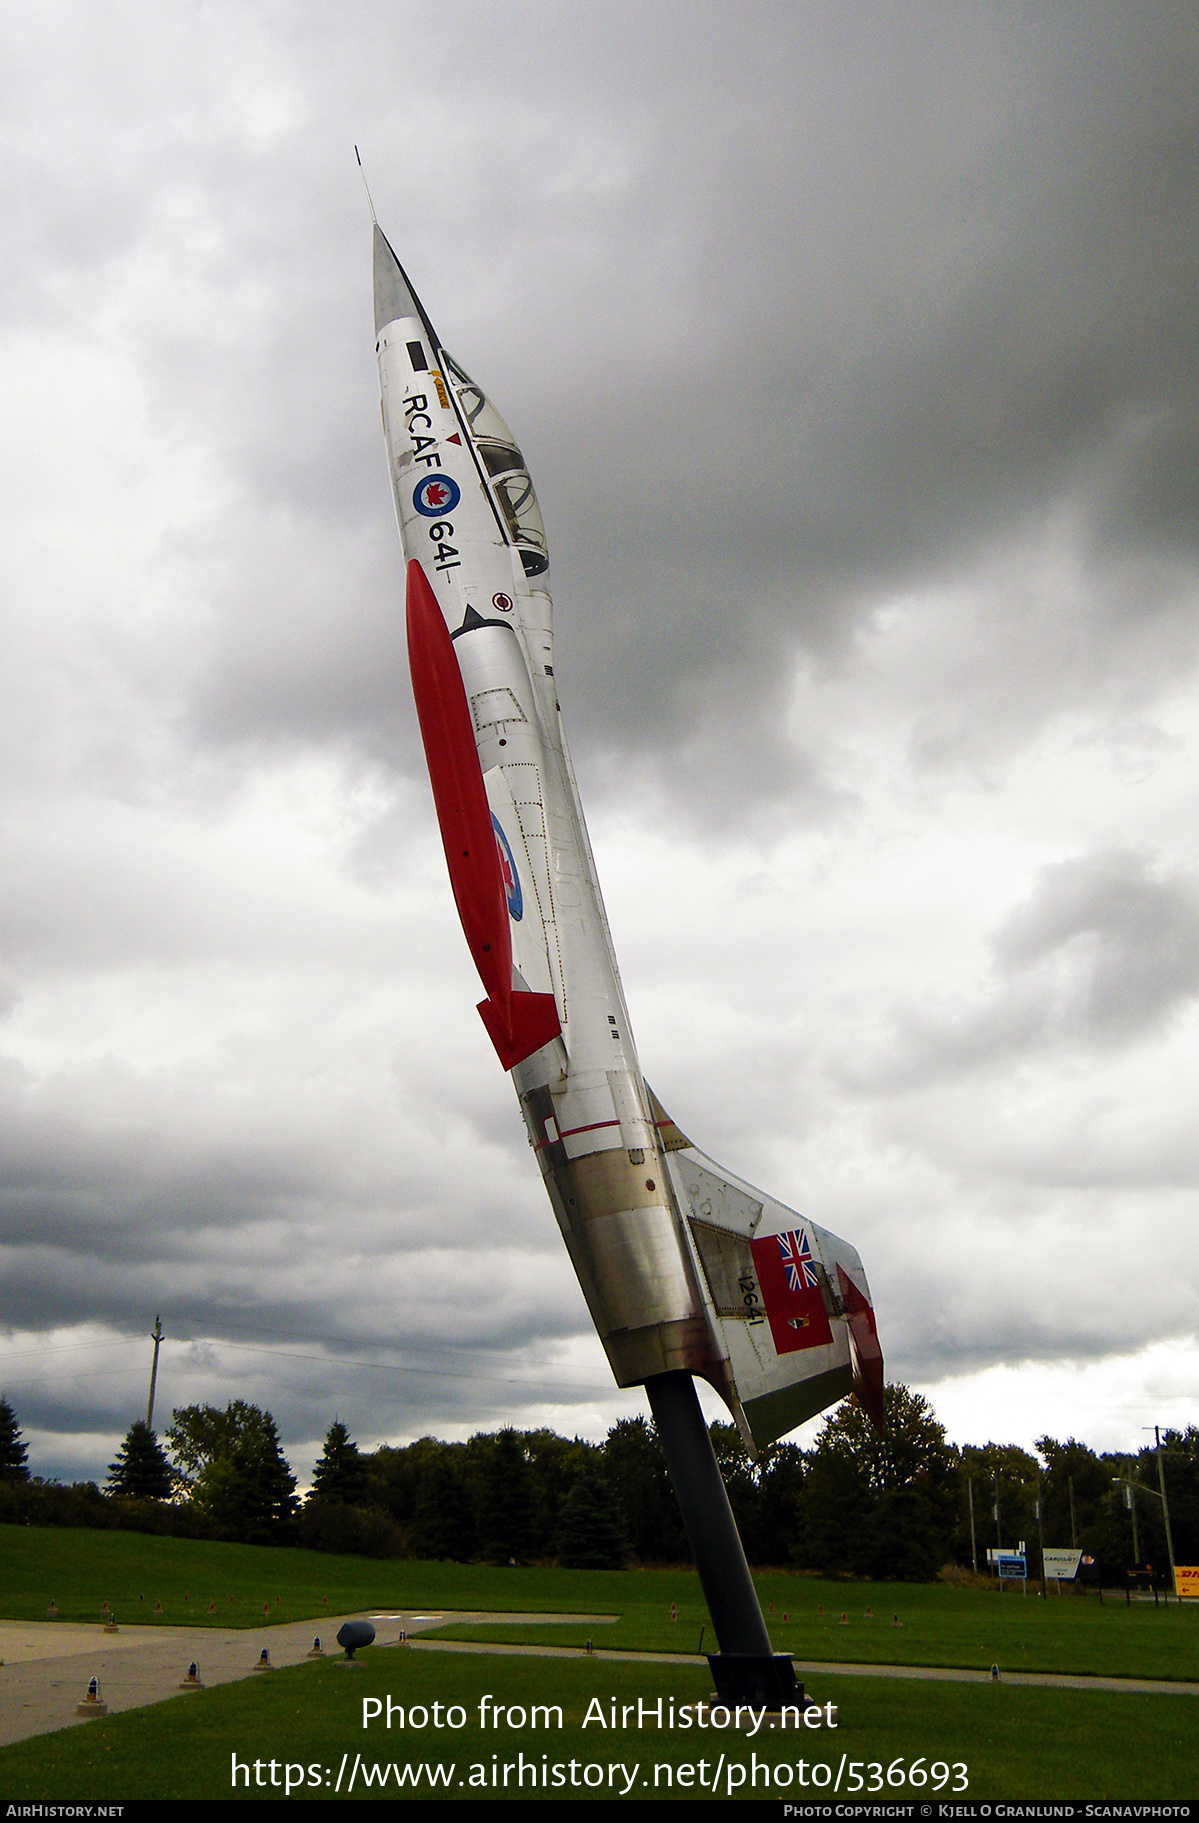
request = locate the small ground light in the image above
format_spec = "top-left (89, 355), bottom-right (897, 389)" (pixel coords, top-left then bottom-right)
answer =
top-left (839, 1612), bottom-right (848, 1625)
top-left (586, 1638), bottom-right (593, 1655)
top-left (254, 1648), bottom-right (273, 1671)
top-left (892, 1614), bottom-right (902, 1627)
top-left (76, 1677), bottom-right (108, 1717)
top-left (179, 1662), bottom-right (203, 1690)
top-left (670, 1603), bottom-right (676, 1620)
top-left (991, 1664), bottom-right (1000, 1681)
top-left (307, 1638), bottom-right (325, 1659)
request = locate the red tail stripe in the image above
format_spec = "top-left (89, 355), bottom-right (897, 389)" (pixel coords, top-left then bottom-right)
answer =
top-left (533, 1117), bottom-right (621, 1152)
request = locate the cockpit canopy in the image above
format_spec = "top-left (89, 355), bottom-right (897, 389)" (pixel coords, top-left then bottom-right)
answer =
top-left (444, 355), bottom-right (548, 577)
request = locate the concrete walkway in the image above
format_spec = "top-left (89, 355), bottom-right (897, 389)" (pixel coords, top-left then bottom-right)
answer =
top-left (1, 1611), bottom-right (1194, 1752)
top-left (410, 1637), bottom-right (1199, 1698)
top-left (0, 1610), bottom-right (611, 1749)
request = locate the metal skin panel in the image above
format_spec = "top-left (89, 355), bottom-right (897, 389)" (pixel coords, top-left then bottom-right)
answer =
top-left (662, 1137), bottom-right (880, 1449)
top-left (374, 224), bottom-right (881, 1446)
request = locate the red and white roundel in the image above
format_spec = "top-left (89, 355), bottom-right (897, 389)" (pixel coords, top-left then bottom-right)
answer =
top-left (492, 592), bottom-right (513, 613)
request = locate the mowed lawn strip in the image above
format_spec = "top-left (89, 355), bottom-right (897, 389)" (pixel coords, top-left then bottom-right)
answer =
top-left (0, 1526), bottom-right (643, 1629)
top-left (4, 1527), bottom-right (1197, 1683)
top-left (0, 1648), bottom-right (1194, 1801)
top-left (425, 1577), bottom-right (1199, 1685)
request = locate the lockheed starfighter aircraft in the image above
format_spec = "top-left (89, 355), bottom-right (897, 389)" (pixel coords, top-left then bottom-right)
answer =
top-left (372, 224), bottom-right (884, 1460)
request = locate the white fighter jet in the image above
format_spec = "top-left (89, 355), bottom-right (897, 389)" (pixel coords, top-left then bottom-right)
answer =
top-left (373, 226), bottom-right (883, 1457)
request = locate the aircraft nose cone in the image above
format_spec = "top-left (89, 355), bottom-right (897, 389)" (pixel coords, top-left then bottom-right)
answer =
top-left (373, 224), bottom-right (427, 337)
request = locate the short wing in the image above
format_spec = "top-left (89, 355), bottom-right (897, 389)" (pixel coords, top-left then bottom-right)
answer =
top-left (649, 1088), bottom-right (884, 1452)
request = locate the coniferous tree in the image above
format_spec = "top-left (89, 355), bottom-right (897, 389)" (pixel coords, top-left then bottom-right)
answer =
top-left (555, 1466), bottom-right (630, 1569)
top-left (758, 1442), bottom-right (806, 1564)
top-left (602, 1416), bottom-right (687, 1562)
top-left (0, 1397), bottom-right (29, 1483)
top-left (522, 1430), bottom-right (597, 1556)
top-left (107, 1420), bottom-right (174, 1500)
top-left (409, 1452), bottom-right (478, 1561)
top-left (480, 1428), bottom-right (536, 1563)
top-left (309, 1421), bottom-right (370, 1506)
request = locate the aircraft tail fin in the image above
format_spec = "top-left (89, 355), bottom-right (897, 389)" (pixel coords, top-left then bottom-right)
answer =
top-left (648, 1086), bottom-right (884, 1452)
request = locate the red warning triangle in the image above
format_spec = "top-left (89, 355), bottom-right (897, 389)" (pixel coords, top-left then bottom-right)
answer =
top-left (448, 433), bottom-right (461, 444)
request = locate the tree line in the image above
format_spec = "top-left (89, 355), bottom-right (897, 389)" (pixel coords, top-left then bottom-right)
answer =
top-left (1, 1387), bottom-right (1195, 1581)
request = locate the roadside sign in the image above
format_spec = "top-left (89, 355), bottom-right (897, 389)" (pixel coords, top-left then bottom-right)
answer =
top-left (1177, 1567), bottom-right (1199, 1600)
top-left (1043, 1549), bottom-right (1082, 1580)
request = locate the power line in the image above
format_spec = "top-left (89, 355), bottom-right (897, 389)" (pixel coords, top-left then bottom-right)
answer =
top-left (0, 1319), bottom-right (589, 1373)
top-left (177, 1337), bottom-right (616, 1396)
top-left (0, 1334), bottom-right (615, 1398)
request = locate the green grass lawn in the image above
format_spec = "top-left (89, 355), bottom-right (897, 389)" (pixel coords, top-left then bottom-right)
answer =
top-left (429, 1573), bottom-right (1199, 1684)
top-left (2, 1529), bottom-right (1197, 1801)
top-left (4, 1527), bottom-right (1197, 1686)
top-left (0, 1525), bottom-right (647, 1631)
top-left (0, 1645), bottom-right (1195, 1801)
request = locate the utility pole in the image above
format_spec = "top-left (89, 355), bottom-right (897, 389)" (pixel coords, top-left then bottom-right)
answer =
top-left (1068, 1475), bottom-right (1077, 1549)
top-left (968, 1476), bottom-right (978, 1573)
top-left (1127, 1428), bottom-right (1178, 1599)
top-left (146, 1316), bottom-right (164, 1429)
top-left (1125, 1469), bottom-right (1141, 1567)
top-left (1154, 1426), bottom-right (1178, 1596)
top-left (1035, 1472), bottom-right (1047, 1598)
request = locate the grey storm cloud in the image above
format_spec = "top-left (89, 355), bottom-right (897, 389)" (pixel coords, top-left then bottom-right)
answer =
top-left (843, 849), bottom-right (1199, 1093)
top-left (1, 2), bottom-right (1198, 1477)
top-left (4, 3), bottom-right (1194, 800)
top-left (995, 848), bottom-right (1199, 1039)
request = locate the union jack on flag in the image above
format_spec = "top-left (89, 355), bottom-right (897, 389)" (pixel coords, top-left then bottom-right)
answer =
top-left (778, 1228), bottom-right (819, 1293)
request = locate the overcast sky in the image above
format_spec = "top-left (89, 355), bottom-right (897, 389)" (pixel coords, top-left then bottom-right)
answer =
top-left (1, 1), bottom-right (1196, 1491)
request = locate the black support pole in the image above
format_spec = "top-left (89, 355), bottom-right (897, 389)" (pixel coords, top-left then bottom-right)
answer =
top-left (645, 1370), bottom-right (800, 1709)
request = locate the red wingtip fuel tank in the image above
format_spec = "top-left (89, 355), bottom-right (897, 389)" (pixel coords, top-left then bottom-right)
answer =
top-left (374, 225), bottom-right (884, 1450)
top-left (405, 558), bottom-right (560, 1068)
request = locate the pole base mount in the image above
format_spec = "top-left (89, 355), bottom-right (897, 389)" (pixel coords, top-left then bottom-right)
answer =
top-left (706, 1653), bottom-right (802, 1709)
